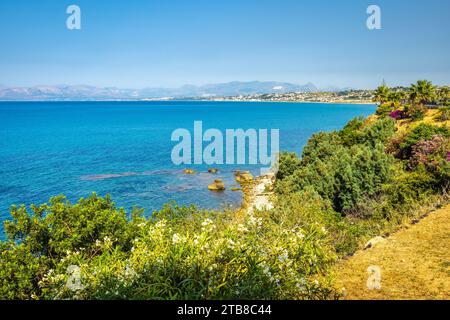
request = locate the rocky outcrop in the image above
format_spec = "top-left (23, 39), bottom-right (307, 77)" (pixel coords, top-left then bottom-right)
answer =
top-left (208, 179), bottom-right (225, 191)
top-left (235, 171), bottom-right (254, 184)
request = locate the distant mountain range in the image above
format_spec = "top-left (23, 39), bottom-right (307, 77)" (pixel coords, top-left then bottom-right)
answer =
top-left (0, 81), bottom-right (349, 101)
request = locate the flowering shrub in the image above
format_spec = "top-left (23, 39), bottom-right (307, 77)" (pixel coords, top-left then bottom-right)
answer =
top-left (0, 194), bottom-right (338, 300)
top-left (389, 110), bottom-right (405, 120)
top-left (397, 124), bottom-right (450, 159)
top-left (410, 135), bottom-right (449, 169)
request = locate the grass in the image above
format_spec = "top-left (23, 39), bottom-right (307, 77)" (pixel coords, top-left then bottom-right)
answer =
top-left (331, 204), bottom-right (450, 300)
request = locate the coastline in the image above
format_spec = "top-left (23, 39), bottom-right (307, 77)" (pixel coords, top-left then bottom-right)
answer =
top-left (207, 99), bottom-right (374, 105)
top-left (0, 99), bottom-right (375, 105)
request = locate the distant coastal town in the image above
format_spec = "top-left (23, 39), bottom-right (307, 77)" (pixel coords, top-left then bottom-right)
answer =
top-left (202, 89), bottom-right (375, 104)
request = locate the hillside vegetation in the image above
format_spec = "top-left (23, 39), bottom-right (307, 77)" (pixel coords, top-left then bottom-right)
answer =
top-left (0, 80), bottom-right (449, 300)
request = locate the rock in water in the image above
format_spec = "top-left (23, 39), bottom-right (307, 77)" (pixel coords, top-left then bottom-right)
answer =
top-left (183, 169), bottom-right (196, 174)
top-left (235, 171), bottom-right (253, 184)
top-left (208, 168), bottom-right (219, 174)
top-left (208, 179), bottom-right (225, 191)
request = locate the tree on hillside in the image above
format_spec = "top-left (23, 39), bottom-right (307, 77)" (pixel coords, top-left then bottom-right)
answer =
top-left (373, 85), bottom-right (390, 104)
top-left (388, 90), bottom-right (407, 104)
top-left (436, 86), bottom-right (449, 105)
top-left (409, 80), bottom-right (436, 105)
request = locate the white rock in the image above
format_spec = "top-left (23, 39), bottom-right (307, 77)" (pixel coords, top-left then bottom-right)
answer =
top-left (364, 236), bottom-right (386, 249)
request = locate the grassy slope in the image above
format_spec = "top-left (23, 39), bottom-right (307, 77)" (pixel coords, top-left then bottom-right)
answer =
top-left (331, 109), bottom-right (449, 300)
top-left (332, 204), bottom-right (450, 300)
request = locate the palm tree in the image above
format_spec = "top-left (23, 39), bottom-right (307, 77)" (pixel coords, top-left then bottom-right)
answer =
top-left (408, 80), bottom-right (436, 105)
top-left (388, 90), bottom-right (407, 104)
top-left (373, 85), bottom-right (390, 104)
top-left (436, 86), bottom-right (449, 105)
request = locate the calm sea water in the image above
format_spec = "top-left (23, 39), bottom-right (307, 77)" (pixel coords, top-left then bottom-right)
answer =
top-left (0, 101), bottom-right (375, 235)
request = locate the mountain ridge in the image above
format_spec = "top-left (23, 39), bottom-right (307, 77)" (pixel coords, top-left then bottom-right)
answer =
top-left (0, 81), bottom-right (350, 101)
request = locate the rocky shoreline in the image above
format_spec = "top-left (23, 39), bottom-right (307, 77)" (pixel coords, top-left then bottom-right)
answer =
top-left (240, 172), bottom-right (276, 214)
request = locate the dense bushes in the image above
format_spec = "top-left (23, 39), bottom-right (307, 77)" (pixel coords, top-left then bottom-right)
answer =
top-left (439, 107), bottom-right (450, 121)
top-left (277, 118), bottom-right (395, 212)
top-left (1, 194), bottom-right (338, 300)
top-left (404, 104), bottom-right (427, 121)
top-left (276, 113), bottom-right (449, 257)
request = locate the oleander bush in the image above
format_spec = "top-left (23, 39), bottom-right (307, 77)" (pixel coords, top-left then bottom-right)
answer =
top-left (1, 194), bottom-right (338, 300)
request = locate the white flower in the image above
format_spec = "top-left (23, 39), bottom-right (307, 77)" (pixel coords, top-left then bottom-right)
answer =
top-left (227, 239), bottom-right (236, 249)
top-left (172, 233), bottom-right (181, 244)
top-left (262, 265), bottom-right (272, 277)
top-left (201, 218), bottom-right (216, 232)
top-left (65, 265), bottom-right (85, 292)
top-left (237, 224), bottom-right (248, 232)
top-left (247, 214), bottom-right (263, 228)
top-left (201, 218), bottom-right (213, 227)
top-left (278, 250), bottom-right (289, 263)
top-left (123, 264), bottom-right (137, 280)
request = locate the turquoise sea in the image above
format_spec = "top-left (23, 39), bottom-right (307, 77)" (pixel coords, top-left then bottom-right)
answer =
top-left (0, 101), bottom-right (375, 236)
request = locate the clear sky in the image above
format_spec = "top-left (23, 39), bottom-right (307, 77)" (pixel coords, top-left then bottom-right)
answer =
top-left (0, 0), bottom-right (449, 89)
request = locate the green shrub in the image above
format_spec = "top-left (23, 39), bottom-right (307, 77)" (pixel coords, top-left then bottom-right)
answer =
top-left (277, 119), bottom-right (395, 212)
top-left (301, 131), bottom-right (342, 165)
top-left (358, 117), bottom-right (395, 147)
top-left (438, 107), bottom-right (450, 121)
top-left (383, 167), bottom-right (438, 209)
top-left (277, 143), bottom-right (393, 212)
top-left (375, 103), bottom-right (394, 116)
top-left (339, 117), bottom-right (365, 146)
top-left (405, 104), bottom-right (427, 121)
top-left (276, 152), bottom-right (301, 180)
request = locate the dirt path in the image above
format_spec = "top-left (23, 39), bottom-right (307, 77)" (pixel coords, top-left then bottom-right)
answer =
top-left (333, 205), bottom-right (450, 300)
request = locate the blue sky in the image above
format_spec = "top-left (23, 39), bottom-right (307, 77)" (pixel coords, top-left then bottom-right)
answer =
top-left (0, 0), bottom-right (449, 89)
